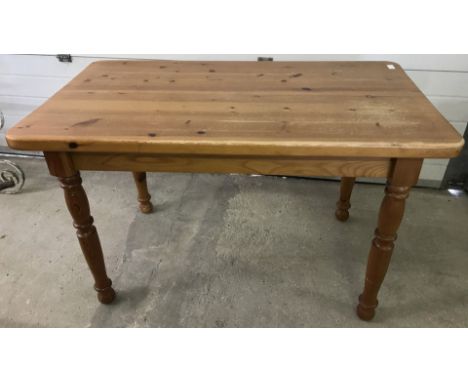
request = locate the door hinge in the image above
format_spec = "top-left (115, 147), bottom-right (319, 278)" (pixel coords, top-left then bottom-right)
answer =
top-left (56, 54), bottom-right (72, 63)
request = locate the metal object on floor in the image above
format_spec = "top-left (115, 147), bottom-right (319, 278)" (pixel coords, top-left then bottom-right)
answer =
top-left (0, 111), bottom-right (5, 130)
top-left (0, 159), bottom-right (25, 194)
top-left (442, 122), bottom-right (468, 192)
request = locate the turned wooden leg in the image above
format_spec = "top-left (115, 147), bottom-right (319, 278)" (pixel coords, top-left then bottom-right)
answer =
top-left (45, 152), bottom-right (116, 304)
top-left (335, 177), bottom-right (355, 221)
top-left (357, 159), bottom-right (423, 321)
top-left (132, 172), bottom-right (153, 214)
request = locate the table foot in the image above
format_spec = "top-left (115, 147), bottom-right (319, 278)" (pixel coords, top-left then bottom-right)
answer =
top-left (356, 294), bottom-right (377, 321)
top-left (132, 172), bottom-right (153, 214)
top-left (139, 201), bottom-right (154, 214)
top-left (95, 279), bottom-right (116, 304)
top-left (335, 208), bottom-right (350, 222)
top-left (335, 177), bottom-right (355, 222)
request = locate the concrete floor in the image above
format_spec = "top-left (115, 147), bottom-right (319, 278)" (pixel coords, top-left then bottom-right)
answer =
top-left (1, 157), bottom-right (467, 327)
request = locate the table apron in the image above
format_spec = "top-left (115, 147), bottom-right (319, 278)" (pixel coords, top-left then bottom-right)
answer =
top-left (69, 153), bottom-right (392, 178)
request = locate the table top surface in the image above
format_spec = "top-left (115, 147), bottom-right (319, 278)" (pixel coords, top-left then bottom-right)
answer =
top-left (6, 60), bottom-right (463, 158)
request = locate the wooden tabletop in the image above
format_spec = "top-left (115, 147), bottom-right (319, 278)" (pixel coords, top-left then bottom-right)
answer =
top-left (6, 60), bottom-right (463, 158)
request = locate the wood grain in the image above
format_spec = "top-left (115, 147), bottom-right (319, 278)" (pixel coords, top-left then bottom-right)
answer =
top-left (44, 151), bottom-right (76, 177)
top-left (6, 60), bottom-right (464, 158)
top-left (71, 153), bottom-right (391, 178)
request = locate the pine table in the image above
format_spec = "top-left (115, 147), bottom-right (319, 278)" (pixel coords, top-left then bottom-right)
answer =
top-left (6, 60), bottom-right (463, 321)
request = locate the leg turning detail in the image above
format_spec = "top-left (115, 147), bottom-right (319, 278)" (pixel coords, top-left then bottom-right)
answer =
top-left (356, 159), bottom-right (422, 321)
top-left (59, 173), bottom-right (116, 304)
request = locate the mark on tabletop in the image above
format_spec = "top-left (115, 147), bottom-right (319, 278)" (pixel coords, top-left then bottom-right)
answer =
top-left (148, 133), bottom-right (157, 137)
top-left (290, 73), bottom-right (302, 78)
top-left (68, 142), bottom-right (79, 149)
top-left (301, 87), bottom-right (312, 91)
top-left (72, 118), bottom-right (100, 127)
top-left (185, 120), bottom-right (191, 125)
top-left (197, 130), bottom-right (206, 135)
top-left (257, 74), bottom-right (264, 77)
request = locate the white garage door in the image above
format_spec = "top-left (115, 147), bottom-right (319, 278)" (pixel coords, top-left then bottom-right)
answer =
top-left (1, 54), bottom-right (467, 186)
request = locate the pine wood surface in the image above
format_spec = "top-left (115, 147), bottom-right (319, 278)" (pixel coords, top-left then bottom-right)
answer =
top-left (6, 60), bottom-right (463, 158)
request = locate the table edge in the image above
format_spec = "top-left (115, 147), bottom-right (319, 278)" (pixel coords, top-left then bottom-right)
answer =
top-left (6, 133), bottom-right (464, 159)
